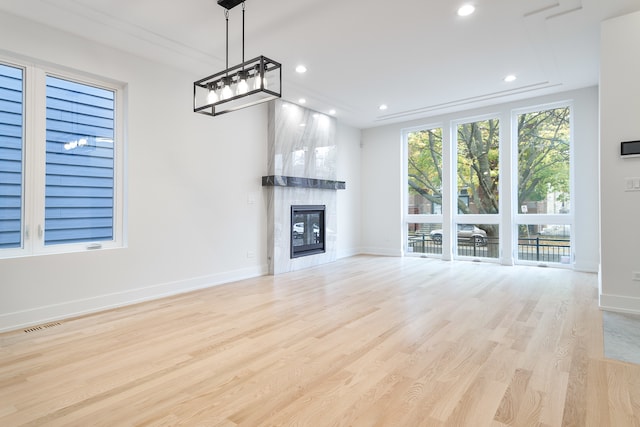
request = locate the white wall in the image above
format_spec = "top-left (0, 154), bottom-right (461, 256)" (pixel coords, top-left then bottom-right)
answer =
top-left (361, 87), bottom-right (600, 271)
top-left (0, 11), bottom-right (362, 331)
top-left (336, 123), bottom-right (362, 258)
top-left (600, 11), bottom-right (640, 314)
top-left (360, 126), bottom-right (404, 256)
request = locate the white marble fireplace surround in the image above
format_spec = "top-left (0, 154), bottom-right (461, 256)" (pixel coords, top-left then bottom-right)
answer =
top-left (265, 100), bottom-right (342, 274)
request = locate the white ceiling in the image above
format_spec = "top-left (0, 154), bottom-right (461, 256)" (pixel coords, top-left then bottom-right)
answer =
top-left (1, 0), bottom-right (639, 128)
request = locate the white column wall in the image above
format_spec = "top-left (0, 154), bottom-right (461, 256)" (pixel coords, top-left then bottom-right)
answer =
top-left (599, 11), bottom-right (640, 314)
top-left (336, 123), bottom-right (363, 258)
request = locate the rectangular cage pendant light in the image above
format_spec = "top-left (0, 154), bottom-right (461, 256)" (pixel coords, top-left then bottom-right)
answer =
top-left (194, 55), bottom-right (281, 116)
top-left (193, 0), bottom-right (282, 117)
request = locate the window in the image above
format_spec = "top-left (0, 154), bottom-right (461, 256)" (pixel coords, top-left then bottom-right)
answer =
top-left (45, 76), bottom-right (115, 245)
top-left (404, 104), bottom-right (573, 267)
top-left (453, 117), bottom-right (500, 260)
top-left (514, 105), bottom-right (572, 265)
top-left (0, 63), bottom-right (23, 249)
top-left (0, 59), bottom-right (124, 258)
top-left (456, 118), bottom-right (499, 215)
top-left (405, 126), bottom-right (443, 256)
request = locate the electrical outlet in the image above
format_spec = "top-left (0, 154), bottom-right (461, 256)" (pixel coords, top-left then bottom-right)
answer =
top-left (247, 251), bottom-right (256, 259)
top-left (633, 271), bottom-right (640, 282)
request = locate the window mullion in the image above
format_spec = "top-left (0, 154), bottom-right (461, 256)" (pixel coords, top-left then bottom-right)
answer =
top-left (29, 68), bottom-right (47, 254)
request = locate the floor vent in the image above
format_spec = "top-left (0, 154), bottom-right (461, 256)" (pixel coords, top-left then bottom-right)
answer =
top-left (24, 322), bottom-right (62, 333)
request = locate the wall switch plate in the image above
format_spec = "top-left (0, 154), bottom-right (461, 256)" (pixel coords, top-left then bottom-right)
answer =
top-left (625, 178), bottom-right (640, 191)
top-left (633, 271), bottom-right (640, 281)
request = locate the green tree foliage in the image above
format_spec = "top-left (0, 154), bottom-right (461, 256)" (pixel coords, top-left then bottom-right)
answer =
top-left (407, 128), bottom-right (443, 211)
top-left (457, 119), bottom-right (500, 215)
top-left (517, 107), bottom-right (570, 208)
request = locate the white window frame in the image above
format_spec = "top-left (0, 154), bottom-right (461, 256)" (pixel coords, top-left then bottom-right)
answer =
top-left (511, 101), bottom-right (574, 268)
top-left (402, 122), bottom-right (444, 258)
top-left (0, 55), bottom-right (126, 259)
top-left (450, 113), bottom-right (503, 263)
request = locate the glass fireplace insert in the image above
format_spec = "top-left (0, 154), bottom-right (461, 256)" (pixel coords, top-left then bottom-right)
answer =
top-left (291, 205), bottom-right (325, 258)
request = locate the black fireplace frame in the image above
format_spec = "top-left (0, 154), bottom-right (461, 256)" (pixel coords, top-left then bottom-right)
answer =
top-left (291, 205), bottom-right (326, 258)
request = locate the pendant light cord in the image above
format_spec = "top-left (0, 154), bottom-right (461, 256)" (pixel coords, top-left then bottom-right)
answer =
top-left (242, 2), bottom-right (245, 66)
top-left (225, 9), bottom-right (229, 77)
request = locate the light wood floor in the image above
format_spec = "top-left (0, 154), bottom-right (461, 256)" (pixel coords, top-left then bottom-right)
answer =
top-left (1, 255), bottom-right (639, 426)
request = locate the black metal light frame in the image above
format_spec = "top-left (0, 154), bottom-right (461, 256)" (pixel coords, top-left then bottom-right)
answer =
top-left (193, 0), bottom-right (282, 117)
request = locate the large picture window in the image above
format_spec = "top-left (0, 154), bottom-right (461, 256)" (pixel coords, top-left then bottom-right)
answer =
top-left (454, 117), bottom-right (500, 259)
top-left (515, 105), bottom-right (572, 265)
top-left (405, 126), bottom-right (443, 255)
top-left (0, 59), bottom-right (124, 258)
top-left (404, 104), bottom-right (572, 267)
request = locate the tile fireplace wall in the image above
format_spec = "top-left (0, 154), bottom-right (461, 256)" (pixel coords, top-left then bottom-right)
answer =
top-left (264, 100), bottom-right (342, 274)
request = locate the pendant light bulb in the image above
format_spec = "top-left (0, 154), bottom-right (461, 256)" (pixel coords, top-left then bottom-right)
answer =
top-left (222, 85), bottom-right (233, 100)
top-left (206, 83), bottom-right (218, 104)
top-left (252, 65), bottom-right (268, 90)
top-left (253, 75), bottom-right (268, 90)
top-left (221, 77), bottom-right (233, 100)
top-left (236, 72), bottom-right (249, 95)
top-left (237, 80), bottom-right (248, 95)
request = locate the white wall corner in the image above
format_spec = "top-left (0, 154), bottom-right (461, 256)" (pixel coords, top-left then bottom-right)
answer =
top-left (337, 247), bottom-right (364, 259)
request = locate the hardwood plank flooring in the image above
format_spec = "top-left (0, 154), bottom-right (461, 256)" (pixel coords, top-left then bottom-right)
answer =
top-left (1, 255), bottom-right (639, 426)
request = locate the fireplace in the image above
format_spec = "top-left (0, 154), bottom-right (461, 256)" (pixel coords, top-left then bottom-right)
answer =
top-left (264, 100), bottom-right (344, 274)
top-left (291, 205), bottom-right (325, 258)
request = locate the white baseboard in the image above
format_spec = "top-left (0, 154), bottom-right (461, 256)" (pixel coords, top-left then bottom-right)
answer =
top-left (600, 293), bottom-right (640, 315)
top-left (574, 260), bottom-right (599, 274)
top-left (0, 264), bottom-right (268, 333)
top-left (360, 247), bottom-right (403, 257)
top-left (337, 247), bottom-right (363, 259)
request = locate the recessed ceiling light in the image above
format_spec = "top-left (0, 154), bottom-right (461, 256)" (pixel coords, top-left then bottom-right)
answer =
top-left (379, 104), bottom-right (388, 111)
top-left (299, 98), bottom-right (306, 104)
top-left (295, 65), bottom-right (307, 74)
top-left (329, 109), bottom-right (336, 115)
top-left (504, 74), bottom-right (517, 82)
top-left (457, 4), bottom-right (475, 16)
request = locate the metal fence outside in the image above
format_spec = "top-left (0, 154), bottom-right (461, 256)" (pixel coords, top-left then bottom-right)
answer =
top-left (407, 234), bottom-right (442, 255)
top-left (407, 234), bottom-right (571, 263)
top-left (517, 237), bottom-right (571, 263)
